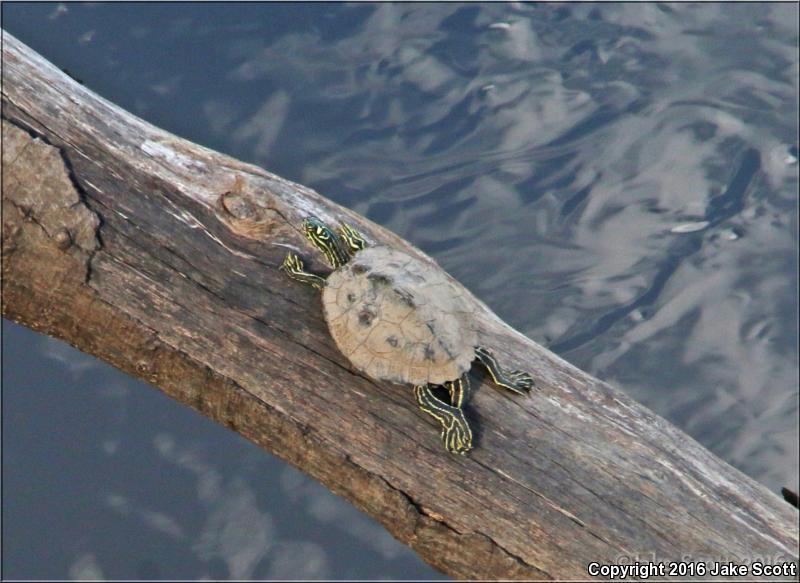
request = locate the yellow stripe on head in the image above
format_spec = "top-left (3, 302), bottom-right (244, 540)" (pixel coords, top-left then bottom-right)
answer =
top-left (303, 216), bottom-right (350, 268)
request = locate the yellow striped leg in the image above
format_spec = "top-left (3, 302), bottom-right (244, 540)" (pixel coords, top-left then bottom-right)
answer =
top-left (414, 384), bottom-right (473, 455)
top-left (445, 373), bottom-right (471, 409)
top-left (475, 346), bottom-right (534, 395)
top-left (281, 253), bottom-right (326, 290)
top-left (338, 222), bottom-right (368, 254)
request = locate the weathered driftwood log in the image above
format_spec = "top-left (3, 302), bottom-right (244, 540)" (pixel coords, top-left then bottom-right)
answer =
top-left (2, 31), bottom-right (797, 580)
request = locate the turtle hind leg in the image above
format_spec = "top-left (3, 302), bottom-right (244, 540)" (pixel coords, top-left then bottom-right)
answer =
top-left (414, 384), bottom-right (473, 455)
top-left (281, 252), bottom-right (326, 290)
top-left (475, 346), bottom-right (534, 395)
top-left (444, 373), bottom-right (471, 409)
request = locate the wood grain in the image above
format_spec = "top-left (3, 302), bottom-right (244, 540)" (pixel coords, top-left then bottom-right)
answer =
top-left (2, 31), bottom-right (797, 579)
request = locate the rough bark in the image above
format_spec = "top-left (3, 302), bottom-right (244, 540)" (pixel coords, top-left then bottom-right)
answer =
top-left (2, 31), bottom-right (797, 580)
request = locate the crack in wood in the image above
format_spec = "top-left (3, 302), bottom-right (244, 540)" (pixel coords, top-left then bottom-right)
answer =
top-left (3, 30), bottom-right (797, 580)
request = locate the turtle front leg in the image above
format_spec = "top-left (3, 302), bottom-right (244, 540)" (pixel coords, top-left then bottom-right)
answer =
top-left (281, 253), bottom-right (326, 290)
top-left (475, 346), bottom-right (534, 395)
top-left (414, 383), bottom-right (473, 455)
top-left (338, 222), bottom-right (368, 254)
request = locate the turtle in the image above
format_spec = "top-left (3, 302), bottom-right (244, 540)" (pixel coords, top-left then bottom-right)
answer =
top-left (280, 216), bottom-right (534, 454)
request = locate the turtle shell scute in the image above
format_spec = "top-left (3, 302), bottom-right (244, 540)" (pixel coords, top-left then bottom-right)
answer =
top-left (322, 246), bottom-right (476, 385)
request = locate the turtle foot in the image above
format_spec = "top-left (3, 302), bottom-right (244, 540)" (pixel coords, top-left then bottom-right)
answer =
top-left (442, 411), bottom-right (473, 455)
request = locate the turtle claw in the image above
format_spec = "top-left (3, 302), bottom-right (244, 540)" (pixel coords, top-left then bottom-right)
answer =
top-left (442, 411), bottom-right (473, 455)
top-left (474, 346), bottom-right (535, 395)
top-left (281, 252), bottom-right (326, 290)
top-left (417, 384), bottom-right (473, 454)
top-left (507, 370), bottom-right (535, 392)
top-left (281, 252), bottom-right (304, 273)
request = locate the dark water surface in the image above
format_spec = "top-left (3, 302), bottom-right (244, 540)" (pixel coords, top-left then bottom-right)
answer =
top-left (3, 3), bottom-right (798, 579)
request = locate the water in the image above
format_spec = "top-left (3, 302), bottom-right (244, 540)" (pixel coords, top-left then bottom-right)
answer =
top-left (3, 3), bottom-right (798, 579)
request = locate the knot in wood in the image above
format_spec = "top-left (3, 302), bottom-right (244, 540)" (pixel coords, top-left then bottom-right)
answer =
top-left (54, 227), bottom-right (72, 251)
top-left (221, 192), bottom-right (258, 220)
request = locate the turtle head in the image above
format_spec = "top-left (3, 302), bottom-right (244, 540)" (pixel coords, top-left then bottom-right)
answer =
top-left (302, 216), bottom-right (350, 269)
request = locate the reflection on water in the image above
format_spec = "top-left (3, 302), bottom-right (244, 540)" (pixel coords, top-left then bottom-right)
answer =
top-left (213, 2), bottom-right (798, 492)
top-left (3, 2), bottom-right (798, 580)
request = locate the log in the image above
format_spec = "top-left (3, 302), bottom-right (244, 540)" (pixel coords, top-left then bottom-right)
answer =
top-left (2, 31), bottom-right (797, 580)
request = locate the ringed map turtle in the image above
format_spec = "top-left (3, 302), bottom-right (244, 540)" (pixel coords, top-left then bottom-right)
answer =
top-left (281, 217), bottom-right (534, 454)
